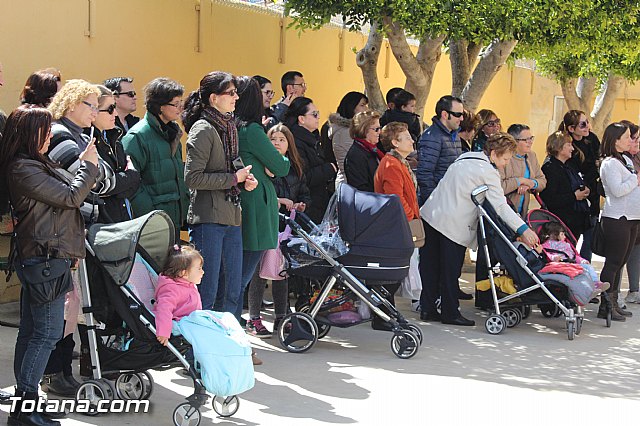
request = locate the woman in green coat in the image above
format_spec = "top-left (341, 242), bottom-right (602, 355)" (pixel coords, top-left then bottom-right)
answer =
top-left (122, 78), bottom-right (188, 235)
top-left (235, 76), bottom-right (290, 321)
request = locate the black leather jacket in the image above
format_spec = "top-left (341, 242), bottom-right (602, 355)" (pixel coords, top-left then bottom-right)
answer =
top-left (7, 157), bottom-right (98, 259)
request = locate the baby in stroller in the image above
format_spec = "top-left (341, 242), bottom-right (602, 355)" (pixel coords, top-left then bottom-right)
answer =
top-left (538, 222), bottom-right (609, 294)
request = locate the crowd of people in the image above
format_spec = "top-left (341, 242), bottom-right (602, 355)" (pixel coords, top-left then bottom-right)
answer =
top-left (1, 61), bottom-right (639, 424)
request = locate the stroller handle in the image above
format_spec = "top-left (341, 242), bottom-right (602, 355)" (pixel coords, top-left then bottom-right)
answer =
top-left (471, 185), bottom-right (489, 206)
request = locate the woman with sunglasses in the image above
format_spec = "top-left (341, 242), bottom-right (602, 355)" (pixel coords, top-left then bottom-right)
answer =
top-left (122, 78), bottom-right (189, 236)
top-left (500, 124), bottom-right (547, 218)
top-left (344, 110), bottom-right (383, 192)
top-left (252, 75), bottom-right (280, 130)
top-left (597, 122), bottom-right (640, 322)
top-left (284, 97), bottom-right (337, 223)
top-left (86, 85), bottom-right (140, 224)
top-left (471, 109), bottom-right (501, 152)
top-left (559, 110), bottom-right (601, 262)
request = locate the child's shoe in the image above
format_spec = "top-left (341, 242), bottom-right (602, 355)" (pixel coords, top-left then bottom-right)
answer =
top-left (251, 351), bottom-right (263, 366)
top-left (595, 281), bottom-right (610, 293)
top-left (618, 293), bottom-right (628, 310)
top-left (246, 318), bottom-right (272, 339)
top-left (625, 291), bottom-right (640, 304)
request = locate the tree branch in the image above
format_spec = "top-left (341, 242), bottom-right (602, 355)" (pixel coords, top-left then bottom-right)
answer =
top-left (450, 39), bottom-right (471, 97)
top-left (560, 78), bottom-right (582, 111)
top-left (460, 39), bottom-right (518, 112)
top-left (590, 73), bottom-right (625, 137)
top-left (356, 21), bottom-right (385, 112)
top-left (467, 41), bottom-right (482, 72)
top-left (576, 77), bottom-right (596, 113)
top-left (408, 34), bottom-right (445, 119)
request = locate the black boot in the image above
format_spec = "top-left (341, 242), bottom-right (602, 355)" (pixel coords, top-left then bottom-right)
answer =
top-left (8, 390), bottom-right (61, 426)
top-left (40, 372), bottom-right (77, 397)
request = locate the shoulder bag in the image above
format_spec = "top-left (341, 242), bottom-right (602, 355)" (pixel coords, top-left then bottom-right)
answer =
top-left (409, 218), bottom-right (425, 248)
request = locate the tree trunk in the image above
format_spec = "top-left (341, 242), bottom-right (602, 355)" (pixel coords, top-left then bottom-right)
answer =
top-left (576, 77), bottom-right (596, 113)
top-left (560, 78), bottom-right (582, 111)
top-left (460, 39), bottom-right (518, 112)
top-left (590, 74), bottom-right (625, 137)
top-left (355, 21), bottom-right (385, 112)
top-left (450, 40), bottom-right (482, 98)
top-left (381, 16), bottom-right (443, 120)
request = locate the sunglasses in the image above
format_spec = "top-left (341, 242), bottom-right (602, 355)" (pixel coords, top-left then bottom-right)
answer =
top-left (99, 104), bottom-right (117, 114)
top-left (306, 111), bottom-right (320, 118)
top-left (369, 127), bottom-right (382, 132)
top-left (116, 91), bottom-right (136, 98)
top-left (446, 110), bottom-right (463, 118)
top-left (577, 120), bottom-right (589, 129)
top-left (221, 88), bottom-right (238, 97)
top-left (485, 119), bottom-right (501, 127)
top-left (262, 90), bottom-right (275, 97)
top-left (165, 101), bottom-right (183, 108)
top-left (516, 136), bottom-right (535, 143)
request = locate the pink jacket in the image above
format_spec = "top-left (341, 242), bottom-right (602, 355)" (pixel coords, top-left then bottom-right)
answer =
top-left (154, 274), bottom-right (202, 338)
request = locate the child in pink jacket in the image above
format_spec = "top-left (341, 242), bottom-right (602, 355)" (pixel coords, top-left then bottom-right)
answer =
top-left (154, 245), bottom-right (204, 346)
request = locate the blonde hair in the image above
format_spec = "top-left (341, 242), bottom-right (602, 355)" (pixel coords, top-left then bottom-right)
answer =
top-left (546, 131), bottom-right (572, 157)
top-left (350, 110), bottom-right (381, 139)
top-left (379, 121), bottom-right (408, 151)
top-left (48, 79), bottom-right (100, 120)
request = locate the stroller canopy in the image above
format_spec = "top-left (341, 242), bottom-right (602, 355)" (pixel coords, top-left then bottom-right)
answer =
top-left (337, 184), bottom-right (414, 253)
top-left (87, 210), bottom-right (175, 285)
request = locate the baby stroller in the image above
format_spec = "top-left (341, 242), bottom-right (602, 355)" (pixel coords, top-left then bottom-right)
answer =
top-left (471, 185), bottom-right (611, 340)
top-left (278, 184), bottom-right (423, 359)
top-left (77, 210), bottom-right (242, 424)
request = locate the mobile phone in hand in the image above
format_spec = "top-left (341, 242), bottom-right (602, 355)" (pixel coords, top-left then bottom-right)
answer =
top-left (232, 156), bottom-right (245, 171)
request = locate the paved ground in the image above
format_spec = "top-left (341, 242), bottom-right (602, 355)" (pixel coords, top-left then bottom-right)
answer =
top-left (1, 258), bottom-right (640, 426)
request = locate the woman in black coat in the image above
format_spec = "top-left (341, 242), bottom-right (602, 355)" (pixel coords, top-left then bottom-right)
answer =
top-left (540, 131), bottom-right (591, 240)
top-left (344, 111), bottom-right (383, 192)
top-left (284, 97), bottom-right (336, 223)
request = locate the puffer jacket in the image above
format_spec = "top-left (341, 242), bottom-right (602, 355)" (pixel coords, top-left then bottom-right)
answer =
top-left (7, 157), bottom-right (98, 259)
top-left (379, 109), bottom-right (421, 143)
top-left (272, 168), bottom-right (311, 211)
top-left (417, 116), bottom-right (462, 204)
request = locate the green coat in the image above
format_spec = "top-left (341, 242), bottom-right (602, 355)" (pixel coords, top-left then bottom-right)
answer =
top-left (239, 123), bottom-right (290, 251)
top-left (122, 112), bottom-right (189, 229)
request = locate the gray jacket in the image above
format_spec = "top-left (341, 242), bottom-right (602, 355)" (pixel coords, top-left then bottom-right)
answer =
top-left (184, 119), bottom-right (241, 226)
top-left (328, 113), bottom-right (352, 187)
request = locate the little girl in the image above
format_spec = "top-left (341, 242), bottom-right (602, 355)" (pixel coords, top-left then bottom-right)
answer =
top-left (154, 245), bottom-right (204, 346)
top-left (539, 222), bottom-right (604, 286)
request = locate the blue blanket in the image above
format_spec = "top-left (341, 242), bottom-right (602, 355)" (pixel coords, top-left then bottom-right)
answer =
top-left (176, 310), bottom-right (254, 396)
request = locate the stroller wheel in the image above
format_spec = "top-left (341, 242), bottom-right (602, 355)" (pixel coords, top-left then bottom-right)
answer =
top-left (173, 402), bottom-right (201, 426)
top-left (402, 323), bottom-right (424, 346)
top-left (75, 379), bottom-right (115, 416)
top-left (575, 317), bottom-right (583, 335)
top-left (485, 315), bottom-right (506, 335)
top-left (298, 304), bottom-right (331, 339)
top-left (606, 309), bottom-right (612, 328)
top-left (115, 372), bottom-right (153, 400)
top-left (278, 312), bottom-right (318, 353)
top-left (538, 303), bottom-right (559, 318)
top-left (566, 320), bottom-right (575, 341)
top-left (212, 395), bottom-right (240, 417)
top-left (390, 330), bottom-right (420, 359)
top-left (502, 309), bottom-right (522, 328)
top-left (519, 305), bottom-right (531, 320)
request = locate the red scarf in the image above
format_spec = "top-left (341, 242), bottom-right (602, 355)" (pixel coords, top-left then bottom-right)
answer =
top-left (354, 138), bottom-right (385, 160)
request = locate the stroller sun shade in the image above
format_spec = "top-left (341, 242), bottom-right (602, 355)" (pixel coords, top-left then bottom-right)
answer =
top-left (86, 210), bottom-right (175, 285)
top-left (337, 184), bottom-right (414, 255)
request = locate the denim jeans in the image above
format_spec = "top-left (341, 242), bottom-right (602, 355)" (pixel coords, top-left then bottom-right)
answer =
top-left (234, 250), bottom-right (265, 321)
top-left (190, 223), bottom-right (243, 313)
top-left (579, 216), bottom-right (597, 262)
top-left (13, 258), bottom-right (66, 393)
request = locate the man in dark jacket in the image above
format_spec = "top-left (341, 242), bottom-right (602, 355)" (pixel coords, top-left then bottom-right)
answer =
top-left (104, 77), bottom-right (140, 134)
top-left (265, 71), bottom-right (306, 130)
top-left (417, 95), bottom-right (464, 205)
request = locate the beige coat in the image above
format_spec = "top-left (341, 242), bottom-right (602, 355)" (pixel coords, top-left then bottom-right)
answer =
top-left (500, 151), bottom-right (546, 216)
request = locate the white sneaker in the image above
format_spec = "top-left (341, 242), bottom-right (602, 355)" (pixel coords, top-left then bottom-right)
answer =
top-left (411, 300), bottom-right (421, 312)
top-left (625, 291), bottom-right (640, 304)
top-left (618, 294), bottom-right (627, 310)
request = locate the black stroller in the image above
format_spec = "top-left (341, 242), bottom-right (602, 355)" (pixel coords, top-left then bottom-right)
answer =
top-left (472, 185), bottom-right (611, 340)
top-left (77, 210), bottom-right (241, 424)
top-left (278, 184), bottom-right (423, 359)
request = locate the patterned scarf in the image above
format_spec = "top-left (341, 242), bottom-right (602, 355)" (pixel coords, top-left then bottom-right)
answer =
top-left (354, 138), bottom-right (385, 160)
top-left (200, 106), bottom-right (241, 205)
top-left (389, 149), bottom-right (417, 188)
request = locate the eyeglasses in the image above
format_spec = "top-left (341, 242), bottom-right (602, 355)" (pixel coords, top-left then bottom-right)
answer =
top-left (99, 104), bottom-right (117, 114)
top-left (369, 127), bottom-right (382, 132)
top-left (446, 110), bottom-right (464, 118)
top-left (82, 101), bottom-right (99, 113)
top-left (221, 88), bottom-right (238, 97)
top-left (115, 91), bottom-right (136, 98)
top-left (577, 120), bottom-right (589, 129)
top-left (516, 136), bottom-right (535, 143)
top-left (262, 90), bottom-right (275, 97)
top-left (165, 101), bottom-right (183, 109)
top-left (485, 119), bottom-right (501, 128)
top-left (306, 111), bottom-right (320, 118)
top-left (291, 83), bottom-right (307, 89)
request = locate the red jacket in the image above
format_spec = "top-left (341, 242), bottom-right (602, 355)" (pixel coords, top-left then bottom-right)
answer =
top-left (374, 154), bottom-right (420, 220)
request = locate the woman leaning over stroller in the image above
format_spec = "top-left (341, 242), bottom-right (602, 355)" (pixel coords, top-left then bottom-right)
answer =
top-left (0, 105), bottom-right (98, 426)
top-left (597, 122), bottom-right (640, 322)
top-left (420, 133), bottom-right (539, 326)
top-left (182, 71), bottom-right (257, 314)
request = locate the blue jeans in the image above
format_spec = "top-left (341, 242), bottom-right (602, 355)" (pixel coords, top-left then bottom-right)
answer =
top-left (579, 216), bottom-right (597, 262)
top-left (235, 250), bottom-right (265, 321)
top-left (190, 223), bottom-right (243, 313)
top-left (13, 258), bottom-right (66, 393)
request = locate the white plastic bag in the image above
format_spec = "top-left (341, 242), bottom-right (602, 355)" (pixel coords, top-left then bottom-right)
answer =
top-left (400, 248), bottom-right (422, 299)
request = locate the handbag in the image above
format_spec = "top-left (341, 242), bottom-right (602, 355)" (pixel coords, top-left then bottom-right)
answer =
top-left (408, 218), bottom-right (425, 248)
top-left (259, 210), bottom-right (295, 281)
top-left (591, 217), bottom-right (605, 256)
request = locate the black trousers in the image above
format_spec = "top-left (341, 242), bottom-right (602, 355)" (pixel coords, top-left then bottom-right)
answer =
top-left (601, 216), bottom-right (640, 294)
top-left (419, 222), bottom-right (466, 321)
